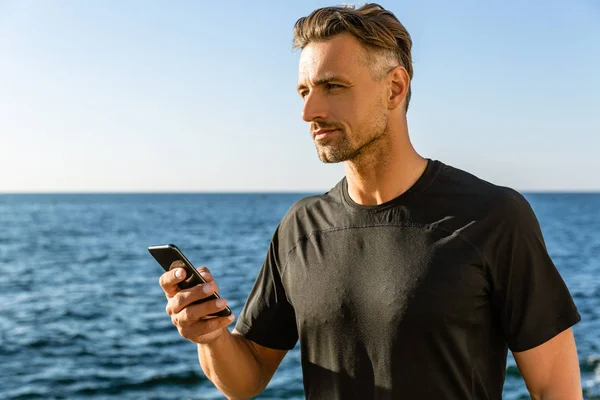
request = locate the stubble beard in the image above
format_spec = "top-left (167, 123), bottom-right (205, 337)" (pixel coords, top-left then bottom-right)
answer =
top-left (315, 113), bottom-right (389, 164)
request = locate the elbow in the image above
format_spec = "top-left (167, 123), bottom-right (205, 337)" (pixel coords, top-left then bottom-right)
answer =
top-left (224, 389), bottom-right (265, 400)
top-left (216, 384), bottom-right (267, 400)
top-left (208, 371), bottom-right (268, 400)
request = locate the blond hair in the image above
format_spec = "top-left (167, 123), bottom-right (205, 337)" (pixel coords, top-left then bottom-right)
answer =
top-left (293, 3), bottom-right (414, 111)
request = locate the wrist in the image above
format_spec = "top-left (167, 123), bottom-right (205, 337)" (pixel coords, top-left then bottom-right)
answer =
top-left (199, 326), bottom-right (231, 349)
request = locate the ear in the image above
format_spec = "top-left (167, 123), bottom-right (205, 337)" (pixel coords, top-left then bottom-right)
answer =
top-left (387, 66), bottom-right (410, 111)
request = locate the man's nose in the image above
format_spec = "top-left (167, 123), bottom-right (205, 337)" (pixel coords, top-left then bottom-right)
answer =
top-left (301, 92), bottom-right (328, 122)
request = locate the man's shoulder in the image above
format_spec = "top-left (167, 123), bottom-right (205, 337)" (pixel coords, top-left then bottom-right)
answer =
top-left (430, 161), bottom-right (533, 222)
top-left (273, 179), bottom-right (345, 244)
top-left (281, 183), bottom-right (342, 224)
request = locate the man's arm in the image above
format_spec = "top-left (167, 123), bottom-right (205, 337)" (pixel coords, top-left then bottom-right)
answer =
top-left (513, 328), bottom-right (582, 400)
top-left (160, 265), bottom-right (288, 399)
top-left (198, 328), bottom-right (287, 400)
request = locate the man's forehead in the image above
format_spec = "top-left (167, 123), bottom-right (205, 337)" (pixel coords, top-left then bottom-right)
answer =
top-left (297, 35), bottom-right (365, 82)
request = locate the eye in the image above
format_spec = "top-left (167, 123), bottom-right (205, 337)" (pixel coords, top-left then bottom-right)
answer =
top-left (326, 83), bottom-right (342, 90)
top-left (299, 90), bottom-right (309, 99)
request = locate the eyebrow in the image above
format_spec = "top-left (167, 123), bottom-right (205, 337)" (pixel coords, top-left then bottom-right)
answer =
top-left (296, 73), bottom-right (351, 92)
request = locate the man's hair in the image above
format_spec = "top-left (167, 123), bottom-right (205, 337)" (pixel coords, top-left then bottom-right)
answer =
top-left (293, 3), bottom-right (414, 112)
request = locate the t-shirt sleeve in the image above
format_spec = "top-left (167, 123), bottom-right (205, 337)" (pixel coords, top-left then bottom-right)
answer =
top-left (234, 225), bottom-right (298, 350)
top-left (488, 189), bottom-right (581, 353)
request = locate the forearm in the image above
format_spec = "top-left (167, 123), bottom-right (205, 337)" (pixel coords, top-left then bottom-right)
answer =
top-left (198, 328), bottom-right (267, 399)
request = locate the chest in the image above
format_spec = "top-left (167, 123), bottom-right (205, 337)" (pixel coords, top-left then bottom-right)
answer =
top-left (282, 226), bottom-right (490, 335)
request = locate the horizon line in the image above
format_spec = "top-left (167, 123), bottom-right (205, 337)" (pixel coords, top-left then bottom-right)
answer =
top-left (1, 189), bottom-right (600, 195)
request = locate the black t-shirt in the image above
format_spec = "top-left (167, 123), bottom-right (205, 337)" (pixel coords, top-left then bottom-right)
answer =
top-left (235, 159), bottom-right (581, 400)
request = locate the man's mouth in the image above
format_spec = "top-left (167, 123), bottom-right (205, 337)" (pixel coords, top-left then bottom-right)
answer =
top-left (313, 129), bottom-right (339, 141)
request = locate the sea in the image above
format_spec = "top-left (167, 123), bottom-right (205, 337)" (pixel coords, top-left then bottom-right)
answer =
top-left (0, 192), bottom-right (598, 400)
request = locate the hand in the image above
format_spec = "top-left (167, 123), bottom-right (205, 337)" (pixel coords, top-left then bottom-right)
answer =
top-left (159, 261), bottom-right (235, 344)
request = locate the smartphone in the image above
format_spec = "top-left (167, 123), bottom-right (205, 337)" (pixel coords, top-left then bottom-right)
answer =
top-left (148, 244), bottom-right (232, 318)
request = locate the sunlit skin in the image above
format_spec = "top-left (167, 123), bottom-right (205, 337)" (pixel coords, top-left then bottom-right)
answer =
top-left (297, 33), bottom-right (428, 206)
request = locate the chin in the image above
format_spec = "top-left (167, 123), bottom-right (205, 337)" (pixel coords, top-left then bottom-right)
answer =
top-left (317, 150), bottom-right (349, 164)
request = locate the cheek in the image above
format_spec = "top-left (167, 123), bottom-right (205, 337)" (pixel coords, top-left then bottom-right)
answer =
top-left (354, 100), bottom-right (381, 132)
top-left (333, 89), bottom-right (384, 137)
top-left (332, 95), bottom-right (363, 133)
top-left (363, 94), bottom-right (388, 127)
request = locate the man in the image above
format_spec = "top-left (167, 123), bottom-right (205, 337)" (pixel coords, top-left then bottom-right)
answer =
top-left (159, 3), bottom-right (582, 399)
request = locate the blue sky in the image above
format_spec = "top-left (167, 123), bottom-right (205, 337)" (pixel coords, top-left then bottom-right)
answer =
top-left (1, 0), bottom-right (598, 192)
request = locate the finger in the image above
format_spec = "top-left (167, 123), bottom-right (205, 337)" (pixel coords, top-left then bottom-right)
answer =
top-left (197, 266), bottom-right (213, 282)
top-left (159, 267), bottom-right (187, 298)
top-left (172, 298), bottom-right (230, 327)
top-left (178, 313), bottom-right (236, 340)
top-left (197, 267), bottom-right (220, 295)
top-left (166, 281), bottom-right (218, 315)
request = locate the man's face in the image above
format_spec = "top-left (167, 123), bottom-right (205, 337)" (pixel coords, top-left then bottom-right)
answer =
top-left (297, 33), bottom-right (390, 163)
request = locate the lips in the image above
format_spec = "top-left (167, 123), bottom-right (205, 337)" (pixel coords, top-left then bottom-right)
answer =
top-left (313, 129), bottom-right (338, 141)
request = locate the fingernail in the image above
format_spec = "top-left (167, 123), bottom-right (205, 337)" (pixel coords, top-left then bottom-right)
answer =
top-left (202, 284), bottom-right (212, 294)
top-left (228, 314), bottom-right (235, 321)
top-left (174, 269), bottom-right (182, 279)
top-left (216, 299), bottom-right (226, 307)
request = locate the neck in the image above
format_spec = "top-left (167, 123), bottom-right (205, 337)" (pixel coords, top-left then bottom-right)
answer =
top-left (343, 121), bottom-right (427, 206)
